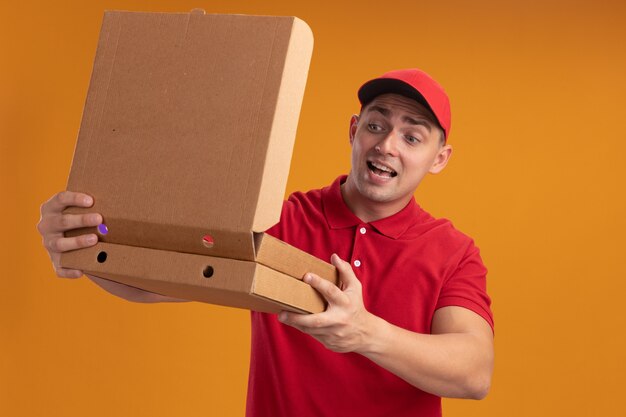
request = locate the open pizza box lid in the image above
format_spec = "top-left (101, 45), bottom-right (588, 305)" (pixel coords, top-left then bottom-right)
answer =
top-left (61, 10), bottom-right (337, 313)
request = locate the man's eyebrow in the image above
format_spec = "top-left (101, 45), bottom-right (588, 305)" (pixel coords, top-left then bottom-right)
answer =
top-left (366, 105), bottom-right (390, 117)
top-left (366, 105), bottom-right (432, 131)
top-left (403, 115), bottom-right (432, 131)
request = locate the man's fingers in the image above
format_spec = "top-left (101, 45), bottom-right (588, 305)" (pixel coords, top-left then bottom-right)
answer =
top-left (52, 213), bottom-right (102, 232)
top-left (304, 273), bottom-right (348, 306)
top-left (41, 191), bottom-right (94, 215)
top-left (37, 191), bottom-right (99, 279)
top-left (278, 311), bottom-right (303, 329)
top-left (279, 310), bottom-right (328, 331)
top-left (38, 212), bottom-right (102, 234)
top-left (54, 267), bottom-right (84, 279)
top-left (330, 254), bottom-right (361, 290)
top-left (330, 253), bottom-right (351, 274)
top-left (45, 234), bottom-right (98, 253)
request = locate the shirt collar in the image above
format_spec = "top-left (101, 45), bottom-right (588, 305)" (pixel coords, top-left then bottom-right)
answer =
top-left (322, 175), bottom-right (423, 240)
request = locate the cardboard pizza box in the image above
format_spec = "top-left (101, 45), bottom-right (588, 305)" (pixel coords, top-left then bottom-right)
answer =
top-left (60, 9), bottom-right (338, 314)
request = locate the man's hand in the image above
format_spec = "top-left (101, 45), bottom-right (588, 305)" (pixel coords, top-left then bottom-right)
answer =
top-left (278, 253), bottom-right (376, 353)
top-left (278, 253), bottom-right (494, 399)
top-left (37, 191), bottom-right (102, 278)
top-left (37, 191), bottom-right (187, 303)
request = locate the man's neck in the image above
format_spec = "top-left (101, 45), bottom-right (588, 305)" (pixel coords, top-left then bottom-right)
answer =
top-left (340, 177), bottom-right (411, 223)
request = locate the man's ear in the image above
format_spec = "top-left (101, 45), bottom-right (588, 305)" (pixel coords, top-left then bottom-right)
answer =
top-left (429, 144), bottom-right (453, 174)
top-left (349, 114), bottom-right (359, 145)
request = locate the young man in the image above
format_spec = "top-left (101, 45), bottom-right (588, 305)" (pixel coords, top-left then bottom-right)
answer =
top-left (38, 68), bottom-right (494, 417)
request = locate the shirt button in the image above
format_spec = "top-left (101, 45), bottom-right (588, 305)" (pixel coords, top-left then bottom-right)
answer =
top-left (359, 227), bottom-right (366, 234)
top-left (354, 260), bottom-right (362, 267)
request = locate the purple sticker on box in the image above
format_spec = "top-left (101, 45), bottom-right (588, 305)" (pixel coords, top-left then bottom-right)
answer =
top-left (97, 223), bottom-right (108, 235)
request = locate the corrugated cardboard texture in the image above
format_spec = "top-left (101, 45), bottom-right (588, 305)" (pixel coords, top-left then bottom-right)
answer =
top-left (63, 242), bottom-right (325, 313)
top-left (59, 10), bottom-right (336, 313)
top-left (255, 233), bottom-right (338, 285)
top-left (65, 11), bottom-right (313, 261)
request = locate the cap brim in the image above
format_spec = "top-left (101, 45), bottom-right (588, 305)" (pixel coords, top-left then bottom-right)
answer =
top-left (358, 78), bottom-right (446, 137)
top-left (358, 79), bottom-right (431, 111)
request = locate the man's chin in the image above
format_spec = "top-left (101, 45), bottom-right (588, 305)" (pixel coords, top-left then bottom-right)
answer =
top-left (356, 183), bottom-right (395, 204)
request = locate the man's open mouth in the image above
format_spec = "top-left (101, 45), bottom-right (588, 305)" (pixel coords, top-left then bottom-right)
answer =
top-left (367, 161), bottom-right (397, 178)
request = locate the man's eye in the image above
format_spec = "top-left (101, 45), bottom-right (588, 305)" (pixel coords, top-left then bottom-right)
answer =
top-left (368, 123), bottom-right (382, 132)
top-left (405, 135), bottom-right (421, 144)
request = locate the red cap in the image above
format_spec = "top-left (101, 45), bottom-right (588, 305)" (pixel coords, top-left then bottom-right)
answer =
top-left (358, 68), bottom-right (451, 140)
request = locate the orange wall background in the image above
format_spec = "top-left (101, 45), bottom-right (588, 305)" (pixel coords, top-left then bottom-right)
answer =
top-left (2, 0), bottom-right (625, 416)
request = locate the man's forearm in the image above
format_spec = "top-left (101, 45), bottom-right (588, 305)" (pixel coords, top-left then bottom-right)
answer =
top-left (357, 312), bottom-right (493, 399)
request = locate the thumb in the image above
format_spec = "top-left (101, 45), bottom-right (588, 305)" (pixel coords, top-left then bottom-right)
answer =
top-left (330, 253), bottom-right (360, 290)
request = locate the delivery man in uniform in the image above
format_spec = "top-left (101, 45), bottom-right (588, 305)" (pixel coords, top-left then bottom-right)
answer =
top-left (37, 68), bottom-right (494, 417)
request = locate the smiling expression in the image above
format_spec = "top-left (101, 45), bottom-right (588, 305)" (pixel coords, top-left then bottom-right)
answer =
top-left (341, 93), bottom-right (452, 222)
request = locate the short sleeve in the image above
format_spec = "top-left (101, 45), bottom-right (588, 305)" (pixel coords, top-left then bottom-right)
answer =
top-left (436, 241), bottom-right (494, 330)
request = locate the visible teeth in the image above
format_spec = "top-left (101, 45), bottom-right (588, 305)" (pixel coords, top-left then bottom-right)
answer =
top-left (371, 162), bottom-right (393, 173)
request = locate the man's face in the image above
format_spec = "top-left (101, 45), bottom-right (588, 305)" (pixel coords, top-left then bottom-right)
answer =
top-left (344, 93), bottom-right (452, 216)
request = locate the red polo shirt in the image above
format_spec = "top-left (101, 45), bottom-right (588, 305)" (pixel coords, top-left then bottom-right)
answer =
top-left (247, 176), bottom-right (493, 417)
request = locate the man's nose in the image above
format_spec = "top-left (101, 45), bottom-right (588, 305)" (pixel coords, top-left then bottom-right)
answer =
top-left (376, 131), bottom-right (399, 156)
